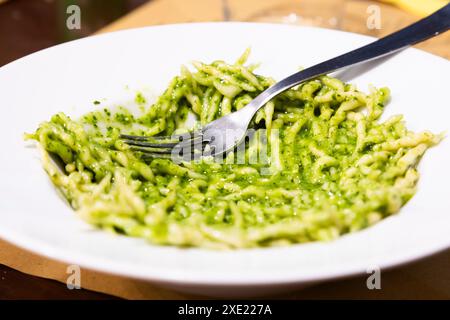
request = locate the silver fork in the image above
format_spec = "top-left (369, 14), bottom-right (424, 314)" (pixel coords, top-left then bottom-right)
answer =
top-left (122, 4), bottom-right (450, 160)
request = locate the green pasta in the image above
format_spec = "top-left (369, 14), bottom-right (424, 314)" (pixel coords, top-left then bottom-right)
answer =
top-left (25, 50), bottom-right (442, 249)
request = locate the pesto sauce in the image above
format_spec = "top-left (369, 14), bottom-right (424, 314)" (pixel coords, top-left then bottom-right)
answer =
top-left (27, 53), bottom-right (442, 248)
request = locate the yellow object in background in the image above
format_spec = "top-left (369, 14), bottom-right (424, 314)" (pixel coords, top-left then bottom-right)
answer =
top-left (380, 0), bottom-right (449, 17)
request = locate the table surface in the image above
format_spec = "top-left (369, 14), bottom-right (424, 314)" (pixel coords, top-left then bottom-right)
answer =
top-left (1, 0), bottom-right (449, 299)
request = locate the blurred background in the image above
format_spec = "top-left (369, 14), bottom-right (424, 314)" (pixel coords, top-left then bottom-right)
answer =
top-left (0, 0), bottom-right (448, 67)
top-left (0, 0), bottom-right (149, 65)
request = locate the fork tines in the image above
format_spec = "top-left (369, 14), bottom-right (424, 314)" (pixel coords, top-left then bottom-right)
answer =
top-left (120, 131), bottom-right (204, 159)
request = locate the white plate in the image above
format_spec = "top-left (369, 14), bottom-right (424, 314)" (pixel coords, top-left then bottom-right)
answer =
top-left (0, 23), bottom-right (449, 298)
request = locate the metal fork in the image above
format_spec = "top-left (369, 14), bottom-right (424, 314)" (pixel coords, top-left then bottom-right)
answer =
top-left (122, 4), bottom-right (450, 160)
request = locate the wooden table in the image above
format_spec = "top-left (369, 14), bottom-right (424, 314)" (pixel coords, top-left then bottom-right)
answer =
top-left (1, 0), bottom-right (449, 299)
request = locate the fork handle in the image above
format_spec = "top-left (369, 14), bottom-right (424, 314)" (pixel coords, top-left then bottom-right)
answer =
top-left (244, 3), bottom-right (450, 116)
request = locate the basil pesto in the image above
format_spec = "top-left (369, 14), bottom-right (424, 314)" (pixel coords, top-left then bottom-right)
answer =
top-left (26, 50), bottom-right (442, 249)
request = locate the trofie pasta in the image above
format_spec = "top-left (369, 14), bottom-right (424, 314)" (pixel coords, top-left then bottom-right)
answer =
top-left (25, 50), bottom-right (442, 249)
